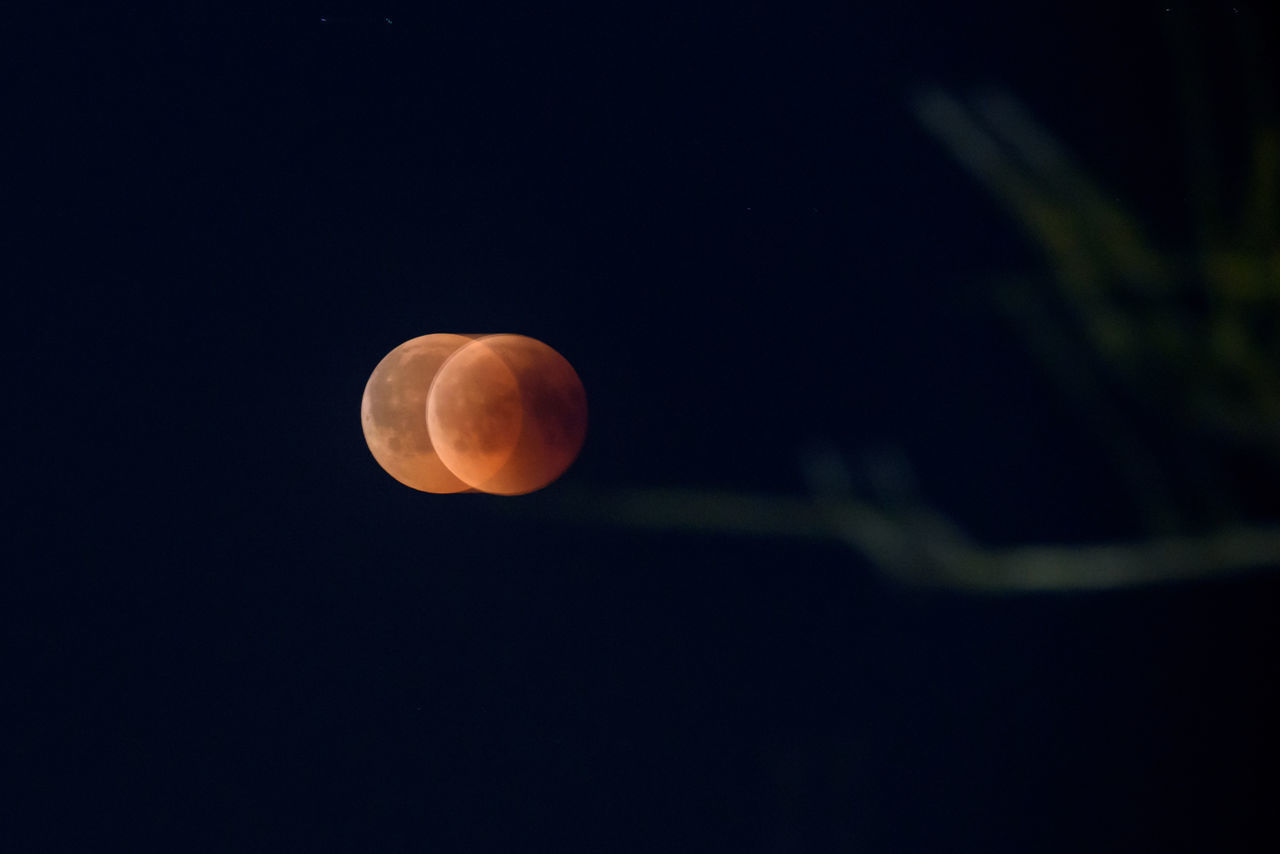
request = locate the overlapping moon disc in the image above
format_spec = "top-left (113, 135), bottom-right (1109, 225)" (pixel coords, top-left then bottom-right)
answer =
top-left (361, 333), bottom-right (476, 493)
top-left (427, 334), bottom-right (588, 495)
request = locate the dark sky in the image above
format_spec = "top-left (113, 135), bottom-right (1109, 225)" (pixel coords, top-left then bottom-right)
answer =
top-left (14, 2), bottom-right (1278, 850)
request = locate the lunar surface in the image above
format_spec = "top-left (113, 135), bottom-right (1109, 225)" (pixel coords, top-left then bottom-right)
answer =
top-left (361, 333), bottom-right (476, 492)
top-left (427, 334), bottom-right (587, 495)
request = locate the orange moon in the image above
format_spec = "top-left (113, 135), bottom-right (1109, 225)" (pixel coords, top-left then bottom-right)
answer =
top-left (361, 333), bottom-right (476, 493)
top-left (427, 334), bottom-right (587, 495)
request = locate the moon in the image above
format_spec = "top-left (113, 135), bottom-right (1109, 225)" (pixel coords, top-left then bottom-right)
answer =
top-left (361, 333), bottom-right (476, 493)
top-left (427, 334), bottom-right (587, 495)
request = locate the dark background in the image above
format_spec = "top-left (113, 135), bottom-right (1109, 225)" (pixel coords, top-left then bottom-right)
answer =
top-left (12, 2), bottom-right (1278, 850)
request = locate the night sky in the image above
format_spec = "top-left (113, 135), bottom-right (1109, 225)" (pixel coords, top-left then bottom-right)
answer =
top-left (15, 3), bottom-right (1279, 850)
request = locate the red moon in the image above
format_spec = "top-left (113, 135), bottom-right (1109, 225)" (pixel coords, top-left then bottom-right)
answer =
top-left (361, 333), bottom-right (476, 493)
top-left (427, 334), bottom-right (587, 495)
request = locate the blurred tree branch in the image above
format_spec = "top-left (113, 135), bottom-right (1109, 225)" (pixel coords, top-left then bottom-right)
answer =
top-left (524, 9), bottom-right (1280, 592)
top-left (537, 483), bottom-right (1280, 592)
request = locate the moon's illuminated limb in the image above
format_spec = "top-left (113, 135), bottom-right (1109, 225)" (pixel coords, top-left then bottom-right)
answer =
top-left (361, 333), bottom-right (476, 493)
top-left (428, 334), bottom-right (587, 495)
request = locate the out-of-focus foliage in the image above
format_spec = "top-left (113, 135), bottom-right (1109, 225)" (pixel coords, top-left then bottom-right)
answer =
top-left (534, 8), bottom-right (1280, 591)
top-left (912, 62), bottom-right (1279, 535)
